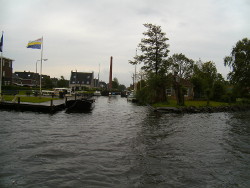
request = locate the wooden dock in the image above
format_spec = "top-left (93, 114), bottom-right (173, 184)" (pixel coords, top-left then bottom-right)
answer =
top-left (0, 99), bottom-right (66, 113)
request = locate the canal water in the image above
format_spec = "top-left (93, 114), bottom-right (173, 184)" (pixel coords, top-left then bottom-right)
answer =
top-left (0, 96), bottom-right (250, 187)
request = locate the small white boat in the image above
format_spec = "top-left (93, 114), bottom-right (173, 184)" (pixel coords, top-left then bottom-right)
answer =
top-left (93, 91), bottom-right (101, 96)
top-left (127, 92), bottom-right (137, 102)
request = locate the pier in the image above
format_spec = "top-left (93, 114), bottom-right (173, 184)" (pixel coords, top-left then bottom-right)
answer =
top-left (0, 93), bottom-right (95, 113)
top-left (0, 97), bottom-right (66, 113)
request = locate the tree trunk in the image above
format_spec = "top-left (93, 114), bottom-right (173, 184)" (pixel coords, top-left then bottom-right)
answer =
top-left (206, 90), bottom-right (210, 106)
top-left (154, 85), bottom-right (166, 103)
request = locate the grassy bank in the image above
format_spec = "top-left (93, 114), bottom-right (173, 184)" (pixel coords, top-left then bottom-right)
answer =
top-left (153, 100), bottom-right (232, 108)
top-left (1, 95), bottom-right (59, 103)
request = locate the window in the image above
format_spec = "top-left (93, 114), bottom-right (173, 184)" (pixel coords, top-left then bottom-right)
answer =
top-left (166, 88), bottom-right (172, 96)
top-left (3, 71), bottom-right (5, 77)
top-left (86, 81), bottom-right (89, 84)
top-left (185, 88), bottom-right (190, 96)
top-left (4, 81), bottom-right (11, 86)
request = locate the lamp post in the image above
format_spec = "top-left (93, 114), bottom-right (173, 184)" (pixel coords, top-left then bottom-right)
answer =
top-left (36, 59), bottom-right (47, 74)
top-left (36, 60), bottom-right (39, 74)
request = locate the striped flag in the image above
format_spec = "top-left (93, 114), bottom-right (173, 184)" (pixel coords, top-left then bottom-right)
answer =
top-left (27, 38), bottom-right (42, 49)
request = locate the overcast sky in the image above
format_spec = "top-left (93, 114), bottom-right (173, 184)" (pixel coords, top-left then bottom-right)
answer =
top-left (1, 0), bottom-right (249, 86)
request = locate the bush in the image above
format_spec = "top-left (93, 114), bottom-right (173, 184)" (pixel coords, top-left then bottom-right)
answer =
top-left (33, 91), bottom-right (39, 97)
top-left (241, 98), bottom-right (250, 104)
top-left (26, 91), bottom-right (31, 96)
top-left (213, 81), bottom-right (226, 101)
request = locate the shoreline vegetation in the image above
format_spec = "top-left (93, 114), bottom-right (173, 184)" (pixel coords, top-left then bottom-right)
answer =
top-left (0, 94), bottom-right (250, 114)
top-left (128, 24), bottom-right (250, 114)
top-left (150, 99), bottom-right (250, 113)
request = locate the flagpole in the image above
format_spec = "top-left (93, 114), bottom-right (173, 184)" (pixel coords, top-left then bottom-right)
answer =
top-left (0, 31), bottom-right (3, 100)
top-left (0, 51), bottom-right (2, 98)
top-left (39, 36), bottom-right (43, 97)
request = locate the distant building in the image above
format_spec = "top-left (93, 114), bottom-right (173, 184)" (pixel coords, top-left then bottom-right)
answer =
top-left (98, 81), bottom-right (107, 89)
top-left (51, 77), bottom-right (59, 87)
top-left (69, 71), bottom-right (94, 91)
top-left (93, 79), bottom-right (107, 89)
top-left (1, 57), bottom-right (14, 85)
top-left (13, 71), bottom-right (50, 87)
top-left (13, 71), bottom-right (39, 86)
top-left (93, 78), bottom-right (99, 88)
top-left (166, 77), bottom-right (194, 100)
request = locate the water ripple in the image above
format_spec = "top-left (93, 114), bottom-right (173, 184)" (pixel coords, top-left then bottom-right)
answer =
top-left (1, 97), bottom-right (250, 187)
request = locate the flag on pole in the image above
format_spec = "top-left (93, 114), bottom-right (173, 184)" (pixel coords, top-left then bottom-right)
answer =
top-left (27, 38), bottom-right (42, 49)
top-left (0, 33), bottom-right (3, 52)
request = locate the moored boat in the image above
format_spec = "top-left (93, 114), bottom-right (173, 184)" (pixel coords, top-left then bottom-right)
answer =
top-left (93, 91), bottom-right (101, 96)
top-left (65, 98), bottom-right (95, 112)
top-left (127, 91), bottom-right (138, 102)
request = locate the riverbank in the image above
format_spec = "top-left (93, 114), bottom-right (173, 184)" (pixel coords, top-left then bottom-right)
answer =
top-left (0, 95), bottom-right (66, 113)
top-left (151, 104), bottom-right (250, 113)
top-left (1, 95), bottom-right (60, 103)
top-left (150, 100), bottom-right (250, 113)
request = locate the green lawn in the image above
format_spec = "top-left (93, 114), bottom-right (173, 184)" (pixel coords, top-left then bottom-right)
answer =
top-left (153, 99), bottom-right (230, 108)
top-left (1, 95), bottom-right (59, 103)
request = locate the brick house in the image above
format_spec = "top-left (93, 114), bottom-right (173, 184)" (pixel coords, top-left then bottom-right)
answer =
top-left (13, 71), bottom-right (50, 87)
top-left (13, 71), bottom-right (39, 86)
top-left (1, 57), bottom-right (14, 85)
top-left (166, 78), bottom-right (194, 100)
top-left (69, 71), bottom-right (94, 91)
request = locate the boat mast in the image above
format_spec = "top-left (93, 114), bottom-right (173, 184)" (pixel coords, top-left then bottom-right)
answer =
top-left (98, 63), bottom-right (100, 88)
top-left (134, 48), bottom-right (137, 92)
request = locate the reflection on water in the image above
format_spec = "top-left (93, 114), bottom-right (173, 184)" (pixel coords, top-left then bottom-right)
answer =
top-left (0, 96), bottom-right (250, 187)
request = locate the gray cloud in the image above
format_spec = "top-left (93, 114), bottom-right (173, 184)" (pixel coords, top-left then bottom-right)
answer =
top-left (1, 0), bottom-right (249, 86)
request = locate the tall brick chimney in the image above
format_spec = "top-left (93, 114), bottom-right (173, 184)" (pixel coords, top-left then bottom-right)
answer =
top-left (109, 56), bottom-right (113, 90)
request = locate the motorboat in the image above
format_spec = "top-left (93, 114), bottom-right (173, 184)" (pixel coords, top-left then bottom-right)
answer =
top-left (127, 92), bottom-right (137, 102)
top-left (65, 98), bottom-right (95, 112)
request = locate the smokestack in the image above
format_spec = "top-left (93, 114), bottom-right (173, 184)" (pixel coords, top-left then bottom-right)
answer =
top-left (109, 56), bottom-right (113, 90)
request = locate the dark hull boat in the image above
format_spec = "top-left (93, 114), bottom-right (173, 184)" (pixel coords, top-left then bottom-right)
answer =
top-left (65, 98), bottom-right (95, 113)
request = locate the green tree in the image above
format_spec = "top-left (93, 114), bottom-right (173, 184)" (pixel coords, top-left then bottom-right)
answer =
top-left (136, 73), bottom-right (171, 104)
top-left (57, 76), bottom-right (69, 88)
top-left (129, 23), bottom-right (170, 103)
top-left (191, 71), bottom-right (204, 99)
top-left (118, 84), bottom-right (126, 91)
top-left (136, 79), bottom-right (146, 91)
top-left (212, 73), bottom-right (226, 101)
top-left (44, 77), bottom-right (53, 89)
top-left (192, 61), bottom-right (226, 102)
top-left (201, 61), bottom-right (217, 105)
top-left (112, 77), bottom-right (119, 89)
top-left (192, 61), bottom-right (217, 105)
top-left (130, 23), bottom-right (170, 75)
top-left (170, 53), bottom-right (194, 105)
top-left (224, 38), bottom-right (250, 93)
